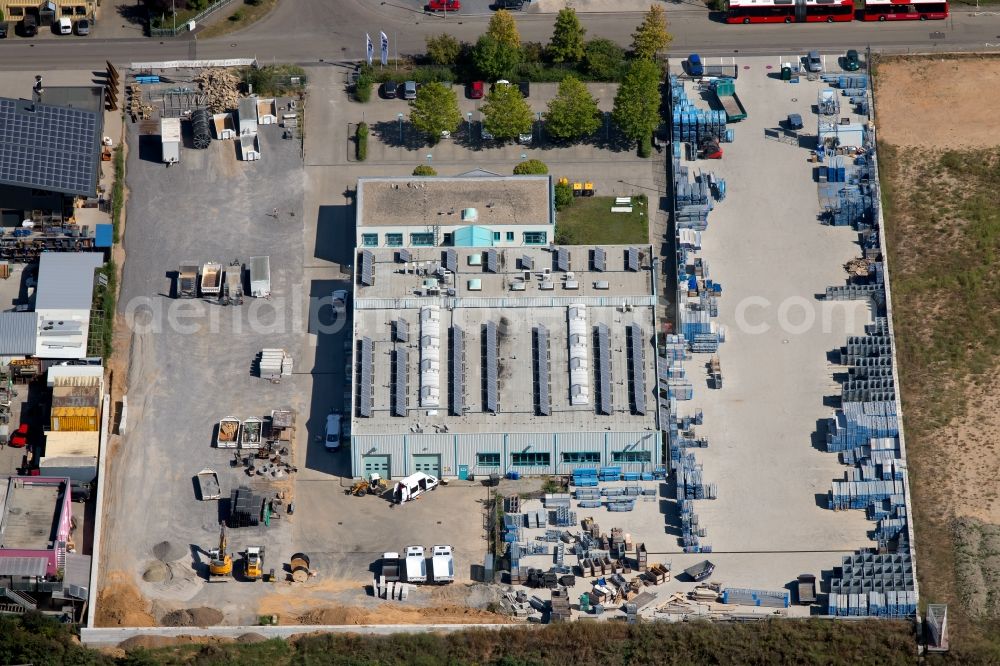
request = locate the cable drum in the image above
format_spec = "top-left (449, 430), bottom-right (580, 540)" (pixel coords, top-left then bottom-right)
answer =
top-left (191, 108), bottom-right (212, 149)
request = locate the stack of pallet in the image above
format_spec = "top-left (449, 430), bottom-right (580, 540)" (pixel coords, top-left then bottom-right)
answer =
top-left (550, 588), bottom-right (571, 622)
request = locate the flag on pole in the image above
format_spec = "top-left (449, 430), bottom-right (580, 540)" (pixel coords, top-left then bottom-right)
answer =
top-left (380, 31), bottom-right (389, 66)
top-left (366, 33), bottom-right (374, 66)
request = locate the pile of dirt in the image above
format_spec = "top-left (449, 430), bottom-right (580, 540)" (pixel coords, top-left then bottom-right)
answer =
top-left (95, 573), bottom-right (155, 627)
top-left (142, 561), bottom-right (171, 583)
top-left (296, 603), bottom-right (509, 626)
top-left (161, 607), bottom-right (225, 627)
top-left (152, 541), bottom-right (187, 562)
top-left (237, 632), bottom-right (268, 643)
top-left (119, 634), bottom-right (234, 650)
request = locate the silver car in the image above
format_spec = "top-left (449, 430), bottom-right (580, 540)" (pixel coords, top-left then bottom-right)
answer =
top-left (805, 51), bottom-right (823, 73)
top-left (403, 80), bottom-right (417, 100)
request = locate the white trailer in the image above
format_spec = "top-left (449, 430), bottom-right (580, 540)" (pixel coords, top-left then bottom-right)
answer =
top-left (249, 255), bottom-right (271, 298)
top-left (161, 117), bottom-right (180, 165)
top-left (393, 472), bottom-right (440, 504)
top-left (404, 545), bottom-right (426, 583)
top-left (430, 545), bottom-right (455, 584)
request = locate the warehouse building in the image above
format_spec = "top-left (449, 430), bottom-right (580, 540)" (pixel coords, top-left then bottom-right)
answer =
top-left (354, 174), bottom-right (554, 250)
top-left (349, 240), bottom-right (662, 479)
top-left (34, 252), bottom-right (104, 359)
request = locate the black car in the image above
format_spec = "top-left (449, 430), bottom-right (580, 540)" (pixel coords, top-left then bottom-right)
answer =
top-left (518, 80), bottom-right (530, 98)
top-left (495, 0), bottom-right (524, 8)
top-left (381, 81), bottom-right (397, 99)
top-left (20, 15), bottom-right (38, 37)
top-left (0, 22), bottom-right (8, 38)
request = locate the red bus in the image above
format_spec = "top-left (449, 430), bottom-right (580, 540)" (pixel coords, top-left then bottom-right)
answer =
top-left (861, 0), bottom-right (948, 20)
top-left (726, 0), bottom-right (855, 23)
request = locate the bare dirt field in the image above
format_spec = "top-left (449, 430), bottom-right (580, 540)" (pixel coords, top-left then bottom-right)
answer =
top-left (876, 56), bottom-right (1000, 149)
top-left (876, 54), bottom-right (1000, 644)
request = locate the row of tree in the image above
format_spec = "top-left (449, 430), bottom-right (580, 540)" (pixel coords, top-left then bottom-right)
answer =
top-left (426, 6), bottom-right (671, 82)
top-left (411, 7), bottom-right (669, 153)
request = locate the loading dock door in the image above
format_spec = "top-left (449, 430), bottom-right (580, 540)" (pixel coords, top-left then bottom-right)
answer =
top-left (363, 455), bottom-right (390, 478)
top-left (412, 454), bottom-right (441, 477)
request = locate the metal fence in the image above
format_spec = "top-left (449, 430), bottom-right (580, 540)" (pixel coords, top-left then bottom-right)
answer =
top-left (149, 0), bottom-right (237, 37)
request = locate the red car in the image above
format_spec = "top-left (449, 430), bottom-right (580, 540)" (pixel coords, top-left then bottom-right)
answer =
top-left (427, 0), bottom-right (460, 10)
top-left (9, 424), bottom-right (29, 448)
top-left (468, 81), bottom-right (484, 99)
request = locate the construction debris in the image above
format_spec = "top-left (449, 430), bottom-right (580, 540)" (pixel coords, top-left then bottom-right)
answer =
top-left (194, 68), bottom-right (242, 113)
top-left (844, 257), bottom-right (870, 277)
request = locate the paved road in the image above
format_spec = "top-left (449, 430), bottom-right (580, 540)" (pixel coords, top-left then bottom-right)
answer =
top-left (0, 0), bottom-right (996, 71)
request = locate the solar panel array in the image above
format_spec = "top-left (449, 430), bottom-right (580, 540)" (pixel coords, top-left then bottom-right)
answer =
top-left (485, 249), bottom-right (498, 273)
top-left (394, 318), bottom-right (409, 343)
top-left (596, 323), bottom-right (612, 415)
top-left (534, 325), bottom-right (551, 416)
top-left (626, 247), bottom-right (640, 272)
top-left (392, 346), bottom-right (408, 417)
top-left (484, 321), bottom-right (500, 413)
top-left (445, 248), bottom-right (458, 274)
top-left (521, 255), bottom-right (533, 270)
top-left (360, 250), bottom-right (375, 286)
top-left (628, 323), bottom-right (646, 415)
top-left (358, 336), bottom-right (374, 417)
top-left (556, 247), bottom-right (570, 272)
top-left (593, 247), bottom-right (606, 272)
top-left (451, 325), bottom-right (466, 416)
top-left (0, 99), bottom-right (98, 196)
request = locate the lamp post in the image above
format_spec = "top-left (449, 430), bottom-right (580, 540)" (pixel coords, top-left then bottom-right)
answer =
top-left (398, 113), bottom-right (403, 143)
top-left (467, 112), bottom-right (472, 136)
top-left (172, 0), bottom-right (176, 33)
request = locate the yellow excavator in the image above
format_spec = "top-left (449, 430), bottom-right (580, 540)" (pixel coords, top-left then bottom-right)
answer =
top-left (208, 522), bottom-right (233, 583)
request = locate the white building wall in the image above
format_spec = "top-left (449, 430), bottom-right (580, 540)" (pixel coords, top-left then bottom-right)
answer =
top-left (356, 224), bottom-right (552, 250)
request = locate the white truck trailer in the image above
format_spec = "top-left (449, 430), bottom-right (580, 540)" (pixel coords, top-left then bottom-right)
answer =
top-left (249, 256), bottom-right (271, 298)
top-left (161, 117), bottom-right (180, 165)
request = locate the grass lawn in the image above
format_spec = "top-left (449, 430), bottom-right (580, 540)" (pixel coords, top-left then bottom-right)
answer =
top-left (197, 0), bottom-right (277, 39)
top-left (555, 195), bottom-right (649, 245)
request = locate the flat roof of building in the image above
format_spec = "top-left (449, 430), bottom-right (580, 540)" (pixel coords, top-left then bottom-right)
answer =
top-left (351, 245), bottom-right (659, 436)
top-left (357, 176), bottom-right (552, 229)
top-left (35, 252), bottom-right (103, 311)
top-left (0, 478), bottom-right (62, 551)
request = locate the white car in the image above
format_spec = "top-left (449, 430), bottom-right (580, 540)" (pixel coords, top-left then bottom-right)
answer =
top-left (481, 127), bottom-right (494, 141)
top-left (324, 413), bottom-right (342, 451)
top-left (57, 17), bottom-right (72, 34)
top-left (518, 133), bottom-right (533, 145)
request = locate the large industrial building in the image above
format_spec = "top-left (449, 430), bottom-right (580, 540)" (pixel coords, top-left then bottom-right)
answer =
top-left (354, 174), bottom-right (554, 250)
top-left (348, 175), bottom-right (662, 479)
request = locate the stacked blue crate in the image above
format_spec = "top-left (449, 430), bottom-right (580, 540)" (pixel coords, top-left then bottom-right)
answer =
top-left (598, 466), bottom-right (622, 482)
top-left (572, 468), bottom-right (598, 487)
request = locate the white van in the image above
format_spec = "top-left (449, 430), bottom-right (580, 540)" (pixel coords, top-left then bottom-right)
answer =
top-left (393, 471), bottom-right (439, 504)
top-left (57, 17), bottom-right (72, 35)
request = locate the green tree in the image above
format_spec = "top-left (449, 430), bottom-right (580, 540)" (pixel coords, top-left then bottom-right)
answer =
top-left (583, 38), bottom-right (626, 81)
top-left (631, 5), bottom-right (671, 60)
top-left (409, 82), bottom-right (462, 144)
top-left (544, 76), bottom-right (601, 141)
top-left (425, 33), bottom-right (461, 66)
top-left (548, 8), bottom-right (586, 63)
top-left (611, 59), bottom-right (660, 145)
top-left (486, 8), bottom-right (520, 50)
top-left (473, 35), bottom-right (522, 81)
top-left (482, 83), bottom-right (533, 141)
top-left (514, 159), bottom-right (548, 175)
top-left (413, 165), bottom-right (438, 176)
